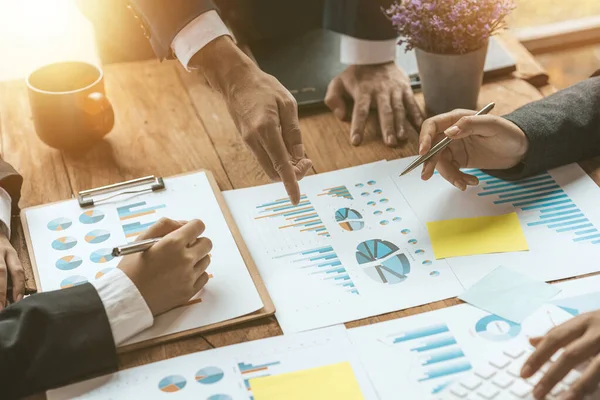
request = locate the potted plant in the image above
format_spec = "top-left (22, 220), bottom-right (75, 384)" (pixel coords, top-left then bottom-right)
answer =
top-left (386, 0), bottom-right (514, 115)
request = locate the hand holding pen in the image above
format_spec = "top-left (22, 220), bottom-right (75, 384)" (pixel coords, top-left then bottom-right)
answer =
top-left (407, 104), bottom-right (530, 190)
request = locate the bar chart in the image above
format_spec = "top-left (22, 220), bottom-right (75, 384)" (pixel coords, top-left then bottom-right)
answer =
top-left (254, 195), bottom-right (330, 238)
top-left (238, 360), bottom-right (281, 400)
top-left (318, 185), bottom-right (354, 200)
top-left (470, 169), bottom-right (600, 245)
top-left (117, 201), bottom-right (167, 240)
top-left (388, 322), bottom-right (472, 395)
top-left (273, 246), bottom-right (359, 295)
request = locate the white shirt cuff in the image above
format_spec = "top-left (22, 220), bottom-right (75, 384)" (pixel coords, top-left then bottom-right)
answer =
top-left (90, 268), bottom-right (153, 346)
top-left (0, 187), bottom-right (12, 238)
top-left (171, 10), bottom-right (231, 71)
top-left (340, 35), bottom-right (398, 65)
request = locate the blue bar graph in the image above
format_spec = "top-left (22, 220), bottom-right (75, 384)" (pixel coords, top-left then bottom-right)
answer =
top-left (468, 169), bottom-right (600, 245)
top-left (273, 246), bottom-right (359, 295)
top-left (238, 360), bottom-right (281, 399)
top-left (318, 185), bottom-right (354, 200)
top-left (117, 201), bottom-right (166, 240)
top-left (255, 195), bottom-right (330, 238)
top-left (389, 322), bottom-right (472, 393)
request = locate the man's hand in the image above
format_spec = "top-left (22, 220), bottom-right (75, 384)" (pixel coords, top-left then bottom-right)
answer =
top-left (325, 62), bottom-right (423, 147)
top-left (521, 311), bottom-right (600, 400)
top-left (419, 109), bottom-right (529, 190)
top-left (0, 233), bottom-right (24, 310)
top-left (118, 218), bottom-right (212, 316)
top-left (192, 37), bottom-right (312, 205)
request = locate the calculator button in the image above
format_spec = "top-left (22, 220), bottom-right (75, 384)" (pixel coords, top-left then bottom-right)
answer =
top-left (460, 374), bottom-right (483, 391)
top-left (450, 385), bottom-right (469, 398)
top-left (509, 380), bottom-right (532, 398)
top-left (492, 373), bottom-right (514, 389)
top-left (489, 354), bottom-right (511, 370)
top-left (503, 347), bottom-right (526, 359)
top-left (563, 369), bottom-right (581, 385)
top-left (474, 364), bottom-right (497, 380)
top-left (476, 383), bottom-right (500, 399)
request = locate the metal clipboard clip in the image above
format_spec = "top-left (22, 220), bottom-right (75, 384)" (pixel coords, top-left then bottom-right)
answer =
top-left (77, 176), bottom-right (166, 208)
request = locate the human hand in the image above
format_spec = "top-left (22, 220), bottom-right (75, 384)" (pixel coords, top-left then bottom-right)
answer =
top-left (521, 311), bottom-right (600, 400)
top-left (0, 233), bottom-right (24, 310)
top-left (325, 62), bottom-right (423, 147)
top-left (192, 37), bottom-right (312, 205)
top-left (419, 109), bottom-right (529, 190)
top-left (118, 218), bottom-right (212, 316)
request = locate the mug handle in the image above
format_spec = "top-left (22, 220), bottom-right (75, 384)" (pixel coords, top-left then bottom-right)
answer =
top-left (84, 92), bottom-right (115, 138)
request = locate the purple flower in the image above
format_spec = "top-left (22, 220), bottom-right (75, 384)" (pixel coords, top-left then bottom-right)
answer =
top-left (385, 0), bottom-right (515, 54)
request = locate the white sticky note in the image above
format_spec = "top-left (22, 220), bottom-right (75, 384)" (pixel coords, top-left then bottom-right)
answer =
top-left (459, 266), bottom-right (561, 323)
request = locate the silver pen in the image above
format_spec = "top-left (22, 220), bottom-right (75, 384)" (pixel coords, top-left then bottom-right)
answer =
top-left (112, 238), bottom-right (160, 257)
top-left (400, 102), bottom-right (496, 176)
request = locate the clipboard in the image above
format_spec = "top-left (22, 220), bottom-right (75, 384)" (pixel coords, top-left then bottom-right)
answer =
top-left (20, 170), bottom-right (275, 353)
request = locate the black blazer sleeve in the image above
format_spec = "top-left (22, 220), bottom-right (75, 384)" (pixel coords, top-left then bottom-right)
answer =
top-left (0, 283), bottom-right (117, 399)
top-left (0, 160), bottom-right (23, 215)
top-left (127, 0), bottom-right (218, 60)
top-left (323, 0), bottom-right (397, 41)
top-left (488, 71), bottom-right (600, 181)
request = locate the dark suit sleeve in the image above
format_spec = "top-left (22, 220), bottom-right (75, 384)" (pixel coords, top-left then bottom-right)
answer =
top-left (0, 283), bottom-right (117, 399)
top-left (486, 72), bottom-right (600, 180)
top-left (0, 160), bottom-right (23, 215)
top-left (127, 0), bottom-right (218, 60)
top-left (323, 0), bottom-right (396, 40)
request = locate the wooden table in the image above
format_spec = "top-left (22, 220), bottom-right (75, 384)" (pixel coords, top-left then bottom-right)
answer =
top-left (2, 32), bottom-right (598, 398)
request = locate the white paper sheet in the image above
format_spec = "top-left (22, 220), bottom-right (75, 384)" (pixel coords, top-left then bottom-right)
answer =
top-left (24, 172), bottom-right (263, 346)
top-left (47, 325), bottom-right (377, 400)
top-left (348, 302), bottom-right (573, 399)
top-left (224, 163), bottom-right (463, 334)
top-left (389, 158), bottom-right (600, 288)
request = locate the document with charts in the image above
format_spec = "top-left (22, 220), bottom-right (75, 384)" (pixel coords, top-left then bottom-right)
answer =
top-left (47, 325), bottom-right (377, 400)
top-left (389, 158), bottom-right (600, 288)
top-left (22, 171), bottom-right (264, 347)
top-left (224, 163), bottom-right (463, 334)
top-left (348, 301), bottom-right (573, 399)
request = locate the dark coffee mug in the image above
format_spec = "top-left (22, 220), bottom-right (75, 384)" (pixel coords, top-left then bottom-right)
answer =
top-left (26, 61), bottom-right (114, 151)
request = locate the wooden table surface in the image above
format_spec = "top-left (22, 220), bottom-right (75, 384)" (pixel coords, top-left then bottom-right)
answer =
top-left (2, 33), bottom-right (599, 398)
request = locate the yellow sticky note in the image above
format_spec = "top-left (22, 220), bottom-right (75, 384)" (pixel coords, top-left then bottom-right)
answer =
top-left (250, 362), bottom-right (364, 400)
top-left (426, 212), bottom-right (529, 259)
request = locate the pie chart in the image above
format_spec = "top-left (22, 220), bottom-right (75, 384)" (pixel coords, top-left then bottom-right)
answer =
top-left (52, 236), bottom-right (77, 251)
top-left (90, 248), bottom-right (114, 264)
top-left (47, 217), bottom-right (72, 231)
top-left (356, 239), bottom-right (411, 284)
top-left (335, 208), bottom-right (364, 231)
top-left (475, 315), bottom-right (521, 342)
top-left (207, 395), bottom-right (232, 400)
top-left (79, 209), bottom-right (105, 224)
top-left (56, 255), bottom-right (82, 271)
top-left (60, 275), bottom-right (88, 289)
top-left (158, 375), bottom-right (187, 393)
top-left (85, 229), bottom-right (111, 244)
top-left (195, 366), bottom-right (225, 384)
top-left (95, 268), bottom-right (113, 279)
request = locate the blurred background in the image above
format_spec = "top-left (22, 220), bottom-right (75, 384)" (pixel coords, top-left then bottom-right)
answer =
top-left (0, 0), bottom-right (599, 87)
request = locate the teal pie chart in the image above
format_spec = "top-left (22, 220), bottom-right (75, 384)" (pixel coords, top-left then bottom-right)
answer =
top-left (79, 209), bottom-right (105, 224)
top-left (195, 366), bottom-right (225, 384)
top-left (90, 248), bottom-right (114, 264)
top-left (335, 208), bottom-right (365, 231)
top-left (356, 239), bottom-right (411, 284)
top-left (85, 229), bottom-right (111, 244)
top-left (47, 217), bottom-right (72, 231)
top-left (56, 255), bottom-right (83, 271)
top-left (158, 375), bottom-right (187, 393)
top-left (207, 395), bottom-right (232, 400)
top-left (52, 236), bottom-right (77, 251)
top-left (475, 315), bottom-right (521, 341)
